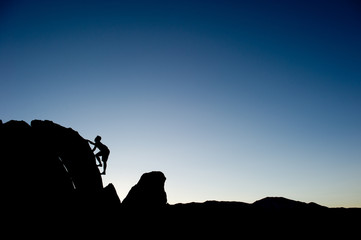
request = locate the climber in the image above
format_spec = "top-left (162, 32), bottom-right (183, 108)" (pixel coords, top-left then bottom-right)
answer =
top-left (88, 135), bottom-right (110, 175)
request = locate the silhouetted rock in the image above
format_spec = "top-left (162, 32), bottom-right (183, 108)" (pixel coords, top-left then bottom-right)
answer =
top-left (122, 171), bottom-right (167, 208)
top-left (2, 119), bottom-right (359, 237)
top-left (252, 196), bottom-right (327, 209)
top-left (31, 119), bottom-right (103, 191)
top-left (101, 183), bottom-right (121, 212)
top-left (1, 119), bottom-right (119, 219)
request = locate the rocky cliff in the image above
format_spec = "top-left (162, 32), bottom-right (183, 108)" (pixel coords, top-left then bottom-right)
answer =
top-left (1, 119), bottom-right (119, 217)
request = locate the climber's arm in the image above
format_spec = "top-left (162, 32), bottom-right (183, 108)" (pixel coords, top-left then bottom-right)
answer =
top-left (87, 140), bottom-right (97, 152)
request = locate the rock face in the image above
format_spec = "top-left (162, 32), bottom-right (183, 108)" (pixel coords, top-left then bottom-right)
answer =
top-left (1, 119), bottom-right (119, 215)
top-left (30, 119), bottom-right (103, 191)
top-left (122, 171), bottom-right (167, 208)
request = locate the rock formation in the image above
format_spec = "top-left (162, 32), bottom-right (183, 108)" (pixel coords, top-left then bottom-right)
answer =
top-left (1, 119), bottom-right (119, 216)
top-left (1, 119), bottom-right (359, 237)
top-left (122, 171), bottom-right (167, 208)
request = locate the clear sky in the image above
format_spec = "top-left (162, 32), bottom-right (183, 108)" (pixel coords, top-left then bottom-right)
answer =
top-left (1, 0), bottom-right (360, 207)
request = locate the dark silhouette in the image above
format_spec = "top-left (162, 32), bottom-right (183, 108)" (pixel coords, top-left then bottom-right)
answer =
top-left (88, 136), bottom-right (110, 175)
top-left (122, 171), bottom-right (167, 208)
top-left (1, 119), bottom-right (359, 237)
top-left (1, 119), bottom-right (120, 234)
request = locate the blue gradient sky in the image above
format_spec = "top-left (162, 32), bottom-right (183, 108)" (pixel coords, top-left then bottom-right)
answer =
top-left (1, 0), bottom-right (361, 207)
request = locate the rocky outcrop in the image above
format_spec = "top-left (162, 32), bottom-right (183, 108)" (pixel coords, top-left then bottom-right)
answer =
top-left (30, 119), bottom-right (103, 191)
top-left (122, 171), bottom-right (167, 208)
top-left (1, 119), bottom-right (119, 215)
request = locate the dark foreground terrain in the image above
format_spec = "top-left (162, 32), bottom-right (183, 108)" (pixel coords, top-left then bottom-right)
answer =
top-left (1, 120), bottom-right (359, 238)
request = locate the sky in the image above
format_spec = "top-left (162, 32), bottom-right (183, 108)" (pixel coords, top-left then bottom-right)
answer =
top-left (1, 0), bottom-right (360, 207)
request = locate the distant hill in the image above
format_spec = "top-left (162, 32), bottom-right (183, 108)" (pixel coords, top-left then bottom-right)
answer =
top-left (1, 119), bottom-right (359, 237)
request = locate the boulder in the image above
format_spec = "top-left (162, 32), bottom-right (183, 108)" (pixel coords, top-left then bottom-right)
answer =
top-left (1, 119), bottom-right (119, 216)
top-left (30, 119), bottom-right (103, 191)
top-left (122, 171), bottom-right (167, 208)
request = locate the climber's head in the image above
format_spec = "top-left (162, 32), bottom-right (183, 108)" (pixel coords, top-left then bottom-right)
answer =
top-left (95, 135), bottom-right (101, 143)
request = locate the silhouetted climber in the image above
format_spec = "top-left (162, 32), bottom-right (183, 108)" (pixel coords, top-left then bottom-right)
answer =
top-left (88, 136), bottom-right (110, 175)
